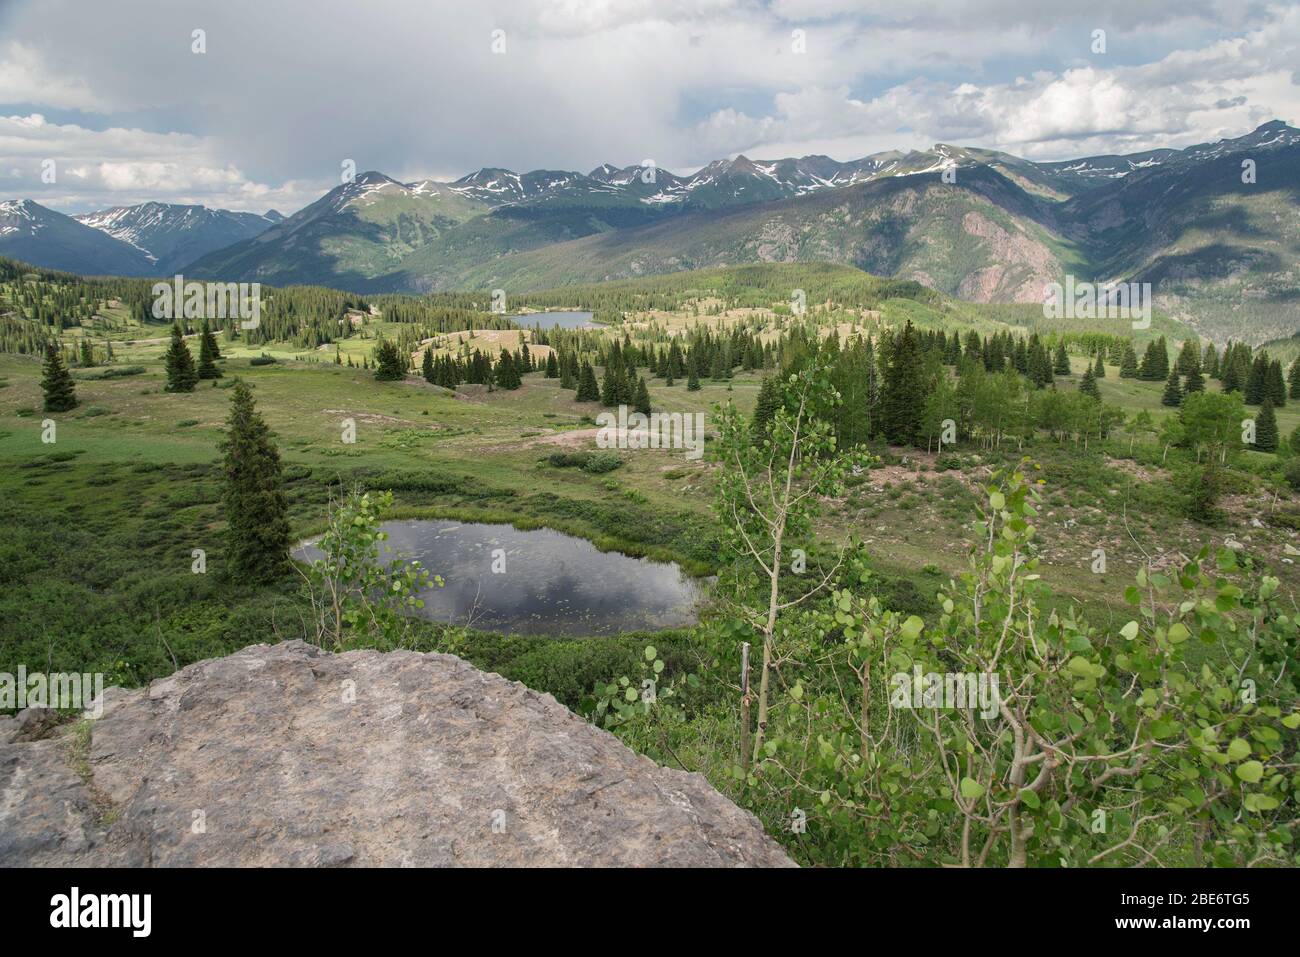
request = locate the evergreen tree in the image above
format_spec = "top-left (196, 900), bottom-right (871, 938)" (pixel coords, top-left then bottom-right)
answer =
top-left (1052, 341), bottom-right (1070, 376)
top-left (1245, 353), bottom-right (1268, 405)
top-left (1093, 352), bottom-right (1105, 378)
top-left (881, 320), bottom-right (926, 445)
top-left (752, 375), bottom-right (779, 437)
top-left (164, 323), bottom-right (198, 393)
top-left (494, 349), bottom-right (521, 390)
top-left (1289, 357), bottom-right (1300, 400)
top-left (1267, 358), bottom-right (1286, 407)
top-left (1118, 342), bottom-right (1138, 378)
top-left (667, 340), bottom-right (685, 379)
top-left (575, 360), bottom-right (600, 402)
top-left (39, 343), bottom-right (77, 412)
top-left (1027, 338), bottom-right (1054, 388)
top-left (1222, 357), bottom-right (1242, 394)
top-left (1183, 364), bottom-right (1205, 394)
top-left (709, 346), bottom-right (727, 380)
top-left (1202, 341), bottom-right (1219, 378)
top-left (1255, 398), bottom-right (1279, 453)
top-left (686, 351), bottom-right (701, 392)
top-left (1161, 367), bottom-right (1182, 407)
top-left (422, 347), bottom-right (435, 383)
top-left (600, 361), bottom-right (624, 406)
top-left (1079, 365), bottom-right (1101, 401)
top-left (219, 380), bottom-right (290, 579)
top-left (197, 320), bottom-right (222, 379)
top-left (372, 339), bottom-right (406, 381)
top-left (633, 376), bottom-right (651, 416)
top-left (545, 352), bottom-right (559, 378)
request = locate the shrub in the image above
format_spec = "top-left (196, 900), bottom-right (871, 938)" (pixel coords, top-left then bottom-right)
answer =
top-left (1284, 457), bottom-right (1300, 492)
top-left (74, 365), bottom-right (146, 380)
top-left (544, 450), bottom-right (623, 474)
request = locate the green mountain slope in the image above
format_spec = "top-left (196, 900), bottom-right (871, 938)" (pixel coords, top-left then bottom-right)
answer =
top-left (0, 200), bottom-right (156, 277)
top-left (437, 165), bottom-right (1084, 302)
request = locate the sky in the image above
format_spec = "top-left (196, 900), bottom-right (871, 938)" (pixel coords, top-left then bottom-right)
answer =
top-left (1, 0), bottom-right (1297, 215)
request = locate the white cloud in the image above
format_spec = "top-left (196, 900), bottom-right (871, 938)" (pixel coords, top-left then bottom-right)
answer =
top-left (690, 5), bottom-right (1300, 161)
top-left (0, 112), bottom-right (323, 213)
top-left (0, 0), bottom-right (1294, 211)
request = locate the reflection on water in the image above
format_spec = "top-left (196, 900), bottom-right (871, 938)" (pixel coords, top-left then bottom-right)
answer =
top-left (295, 520), bottom-right (705, 636)
top-left (510, 310), bottom-right (594, 330)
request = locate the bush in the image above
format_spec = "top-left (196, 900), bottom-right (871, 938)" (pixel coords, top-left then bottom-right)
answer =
top-left (545, 450), bottom-right (623, 474)
top-left (1285, 457), bottom-right (1300, 492)
top-left (73, 365), bottom-right (146, 380)
top-left (449, 630), bottom-right (693, 710)
top-left (249, 354), bottom-right (277, 366)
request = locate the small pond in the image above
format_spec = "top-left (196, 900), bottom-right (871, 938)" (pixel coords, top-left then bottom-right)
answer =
top-left (510, 310), bottom-right (595, 330)
top-left (295, 520), bottom-right (705, 636)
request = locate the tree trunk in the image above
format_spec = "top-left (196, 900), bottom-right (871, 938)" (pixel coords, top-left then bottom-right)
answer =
top-left (739, 642), bottom-right (751, 774)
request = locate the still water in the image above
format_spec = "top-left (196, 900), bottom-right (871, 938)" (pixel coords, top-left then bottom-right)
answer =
top-left (296, 520), bottom-right (705, 636)
top-left (510, 310), bottom-right (595, 330)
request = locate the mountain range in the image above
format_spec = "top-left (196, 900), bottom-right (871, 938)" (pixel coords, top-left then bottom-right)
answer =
top-left (3, 121), bottom-right (1298, 342)
top-left (0, 199), bottom-right (282, 277)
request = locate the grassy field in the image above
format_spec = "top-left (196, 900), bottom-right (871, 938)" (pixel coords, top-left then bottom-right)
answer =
top-left (4, 320), bottom-right (1300, 658)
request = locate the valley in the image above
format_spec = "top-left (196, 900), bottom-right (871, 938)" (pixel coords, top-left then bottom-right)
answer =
top-left (2, 256), bottom-right (1299, 867)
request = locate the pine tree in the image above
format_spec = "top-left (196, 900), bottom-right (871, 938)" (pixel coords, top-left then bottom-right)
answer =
top-left (197, 320), bottom-right (222, 379)
top-left (600, 362), bottom-right (624, 406)
top-left (1222, 357), bottom-right (1242, 394)
top-left (1052, 341), bottom-right (1070, 376)
top-left (752, 376), bottom-right (778, 436)
top-left (40, 343), bottom-right (77, 412)
top-left (164, 323), bottom-right (198, 393)
top-left (1119, 342), bottom-right (1138, 378)
top-left (219, 380), bottom-right (290, 579)
top-left (422, 347), bottom-right (435, 383)
top-left (1267, 358), bottom-right (1286, 407)
top-left (1079, 365), bottom-right (1101, 401)
top-left (494, 349), bottom-right (521, 390)
top-left (881, 320), bottom-right (926, 445)
top-left (633, 376), bottom-right (651, 416)
top-left (1289, 357), bottom-right (1300, 400)
top-left (1202, 341), bottom-right (1219, 378)
top-left (686, 351), bottom-right (701, 392)
top-left (1093, 352), bottom-right (1105, 378)
top-left (667, 340), bottom-right (685, 379)
top-left (1245, 353), bottom-right (1268, 405)
top-left (372, 339), bottom-right (406, 381)
top-left (545, 352), bottom-right (559, 378)
top-left (1183, 365), bottom-right (1205, 394)
top-left (1161, 367), bottom-right (1182, 407)
top-left (575, 360), bottom-right (600, 402)
top-left (1255, 398), bottom-right (1279, 453)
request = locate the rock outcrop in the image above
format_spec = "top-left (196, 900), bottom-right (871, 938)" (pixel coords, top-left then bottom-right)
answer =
top-left (0, 640), bottom-right (794, 867)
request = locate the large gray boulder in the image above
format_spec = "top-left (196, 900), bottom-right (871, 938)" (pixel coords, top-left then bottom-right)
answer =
top-left (0, 640), bottom-right (794, 867)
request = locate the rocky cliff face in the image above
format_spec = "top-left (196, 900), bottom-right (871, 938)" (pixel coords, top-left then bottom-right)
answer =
top-left (0, 641), bottom-right (793, 867)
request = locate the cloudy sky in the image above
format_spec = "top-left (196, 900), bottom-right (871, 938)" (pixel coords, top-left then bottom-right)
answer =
top-left (1, 0), bottom-right (1296, 214)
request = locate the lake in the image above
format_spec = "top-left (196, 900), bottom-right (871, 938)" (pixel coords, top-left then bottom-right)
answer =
top-left (295, 520), bottom-right (705, 636)
top-left (510, 310), bottom-right (595, 330)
